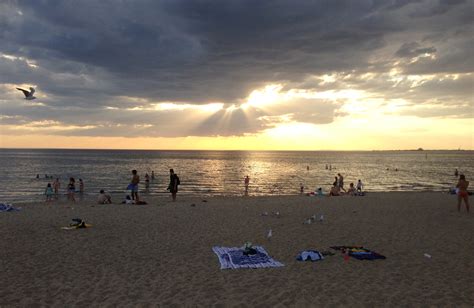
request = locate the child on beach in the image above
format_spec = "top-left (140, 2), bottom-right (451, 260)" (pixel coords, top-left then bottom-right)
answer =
top-left (79, 179), bottom-right (84, 193)
top-left (357, 179), bottom-right (363, 192)
top-left (45, 183), bottom-right (53, 202)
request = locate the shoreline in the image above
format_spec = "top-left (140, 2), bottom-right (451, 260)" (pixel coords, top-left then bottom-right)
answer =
top-left (1, 192), bottom-right (472, 306)
top-left (5, 188), bottom-right (464, 205)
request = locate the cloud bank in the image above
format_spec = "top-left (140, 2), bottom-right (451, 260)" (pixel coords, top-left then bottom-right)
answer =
top-left (0, 0), bottom-right (472, 138)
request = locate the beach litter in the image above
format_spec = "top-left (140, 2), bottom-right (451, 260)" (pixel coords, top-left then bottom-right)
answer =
top-left (61, 218), bottom-right (92, 230)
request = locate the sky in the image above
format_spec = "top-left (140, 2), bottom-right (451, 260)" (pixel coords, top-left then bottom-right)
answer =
top-left (0, 0), bottom-right (473, 150)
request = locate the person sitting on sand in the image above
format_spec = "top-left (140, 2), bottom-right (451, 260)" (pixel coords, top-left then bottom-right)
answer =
top-left (328, 184), bottom-right (340, 196)
top-left (346, 183), bottom-right (356, 196)
top-left (97, 190), bottom-right (112, 204)
top-left (317, 187), bottom-right (323, 197)
top-left (456, 174), bottom-right (470, 213)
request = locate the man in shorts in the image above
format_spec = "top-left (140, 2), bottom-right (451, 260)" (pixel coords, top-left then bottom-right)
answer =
top-left (129, 170), bottom-right (140, 202)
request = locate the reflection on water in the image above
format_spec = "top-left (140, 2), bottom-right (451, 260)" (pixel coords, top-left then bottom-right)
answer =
top-left (0, 149), bottom-right (472, 203)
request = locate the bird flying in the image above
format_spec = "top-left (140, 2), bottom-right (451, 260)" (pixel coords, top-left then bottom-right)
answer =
top-left (16, 87), bottom-right (36, 100)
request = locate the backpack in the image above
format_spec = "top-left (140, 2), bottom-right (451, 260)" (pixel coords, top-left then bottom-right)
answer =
top-left (176, 176), bottom-right (180, 185)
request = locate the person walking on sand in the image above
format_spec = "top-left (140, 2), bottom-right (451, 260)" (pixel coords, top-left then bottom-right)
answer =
top-left (456, 174), bottom-right (470, 213)
top-left (128, 170), bottom-right (140, 202)
top-left (338, 173), bottom-right (346, 192)
top-left (45, 183), bottom-right (53, 202)
top-left (53, 178), bottom-right (60, 198)
top-left (357, 179), bottom-right (364, 193)
top-left (67, 177), bottom-right (76, 202)
top-left (168, 169), bottom-right (180, 201)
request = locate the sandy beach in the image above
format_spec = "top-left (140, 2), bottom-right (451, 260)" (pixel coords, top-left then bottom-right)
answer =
top-left (1, 192), bottom-right (472, 307)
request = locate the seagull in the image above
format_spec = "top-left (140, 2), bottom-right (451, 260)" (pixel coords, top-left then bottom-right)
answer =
top-left (267, 228), bottom-right (272, 240)
top-left (16, 87), bottom-right (36, 100)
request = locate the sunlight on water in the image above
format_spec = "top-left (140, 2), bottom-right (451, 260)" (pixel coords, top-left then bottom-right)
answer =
top-left (0, 149), bottom-right (472, 203)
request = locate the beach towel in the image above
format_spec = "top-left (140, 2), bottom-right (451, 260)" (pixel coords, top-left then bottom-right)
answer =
top-left (212, 246), bottom-right (284, 269)
top-left (296, 250), bottom-right (324, 261)
top-left (330, 246), bottom-right (386, 260)
top-left (0, 203), bottom-right (20, 212)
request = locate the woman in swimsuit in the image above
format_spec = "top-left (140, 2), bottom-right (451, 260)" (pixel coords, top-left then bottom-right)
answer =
top-left (456, 174), bottom-right (469, 212)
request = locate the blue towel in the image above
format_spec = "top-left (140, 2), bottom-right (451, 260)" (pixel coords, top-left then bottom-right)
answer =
top-left (212, 246), bottom-right (284, 270)
top-left (0, 203), bottom-right (20, 212)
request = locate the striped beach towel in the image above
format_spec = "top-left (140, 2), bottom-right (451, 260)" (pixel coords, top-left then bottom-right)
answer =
top-left (212, 246), bottom-right (284, 269)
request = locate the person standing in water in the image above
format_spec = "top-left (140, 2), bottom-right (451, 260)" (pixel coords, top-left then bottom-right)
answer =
top-left (455, 169), bottom-right (459, 177)
top-left (145, 173), bottom-right (150, 190)
top-left (168, 169), bottom-right (180, 201)
top-left (456, 174), bottom-right (470, 213)
top-left (53, 178), bottom-right (61, 199)
top-left (244, 175), bottom-right (250, 194)
top-left (67, 177), bottom-right (76, 202)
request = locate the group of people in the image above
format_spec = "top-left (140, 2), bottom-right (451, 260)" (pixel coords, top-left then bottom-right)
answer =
top-left (97, 168), bottom-right (180, 205)
top-left (328, 173), bottom-right (363, 196)
top-left (44, 177), bottom-right (84, 202)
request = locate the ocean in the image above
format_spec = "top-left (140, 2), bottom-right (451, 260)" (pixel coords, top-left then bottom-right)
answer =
top-left (0, 149), bottom-right (472, 203)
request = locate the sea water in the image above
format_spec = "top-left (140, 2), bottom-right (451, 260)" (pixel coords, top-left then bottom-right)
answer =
top-left (0, 149), bottom-right (472, 203)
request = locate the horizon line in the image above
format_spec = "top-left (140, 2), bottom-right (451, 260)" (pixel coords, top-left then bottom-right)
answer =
top-left (0, 147), bottom-right (471, 152)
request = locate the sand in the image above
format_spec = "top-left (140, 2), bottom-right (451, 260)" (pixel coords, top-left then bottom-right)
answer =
top-left (1, 192), bottom-right (473, 307)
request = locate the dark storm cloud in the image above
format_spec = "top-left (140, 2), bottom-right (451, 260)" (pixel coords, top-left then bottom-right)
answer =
top-left (0, 0), bottom-right (473, 137)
